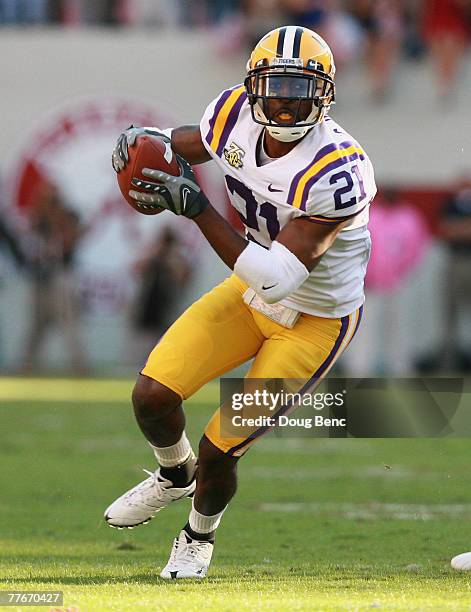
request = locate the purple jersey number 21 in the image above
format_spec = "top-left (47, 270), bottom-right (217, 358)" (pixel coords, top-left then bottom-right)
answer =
top-left (225, 175), bottom-right (280, 240)
top-left (330, 164), bottom-right (366, 210)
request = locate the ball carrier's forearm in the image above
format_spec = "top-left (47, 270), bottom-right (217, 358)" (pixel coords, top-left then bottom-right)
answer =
top-left (193, 205), bottom-right (249, 269)
top-left (193, 205), bottom-right (313, 304)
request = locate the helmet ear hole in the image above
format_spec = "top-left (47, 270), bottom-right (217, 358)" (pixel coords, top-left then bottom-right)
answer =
top-left (244, 76), bottom-right (257, 106)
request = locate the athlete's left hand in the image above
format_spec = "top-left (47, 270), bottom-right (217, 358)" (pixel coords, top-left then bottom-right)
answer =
top-left (128, 156), bottom-right (209, 219)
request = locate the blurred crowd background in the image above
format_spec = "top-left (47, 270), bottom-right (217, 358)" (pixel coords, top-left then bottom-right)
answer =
top-left (1, 0), bottom-right (471, 100)
top-left (0, 0), bottom-right (470, 377)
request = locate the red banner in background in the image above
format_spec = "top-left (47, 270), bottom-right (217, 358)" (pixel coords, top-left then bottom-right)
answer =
top-left (5, 97), bottom-right (224, 315)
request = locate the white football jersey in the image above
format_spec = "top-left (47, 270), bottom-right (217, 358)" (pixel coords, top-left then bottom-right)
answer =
top-left (200, 84), bottom-right (376, 318)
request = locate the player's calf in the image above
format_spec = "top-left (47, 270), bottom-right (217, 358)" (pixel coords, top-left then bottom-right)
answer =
top-left (105, 376), bottom-right (197, 528)
top-left (160, 436), bottom-right (237, 578)
top-left (194, 435), bottom-right (238, 513)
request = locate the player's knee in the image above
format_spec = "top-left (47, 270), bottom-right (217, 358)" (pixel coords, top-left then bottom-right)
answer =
top-left (132, 374), bottom-right (181, 418)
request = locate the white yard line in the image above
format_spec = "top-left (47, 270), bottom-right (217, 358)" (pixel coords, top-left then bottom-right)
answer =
top-left (246, 465), bottom-right (420, 480)
top-left (253, 438), bottom-right (376, 455)
top-left (259, 502), bottom-right (471, 520)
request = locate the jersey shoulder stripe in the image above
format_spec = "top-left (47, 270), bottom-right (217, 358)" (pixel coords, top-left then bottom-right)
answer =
top-left (306, 203), bottom-right (369, 224)
top-left (288, 141), bottom-right (365, 211)
top-left (204, 85), bottom-right (247, 157)
top-left (204, 84), bottom-right (241, 146)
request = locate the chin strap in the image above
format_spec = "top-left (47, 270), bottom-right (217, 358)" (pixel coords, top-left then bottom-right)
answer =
top-left (266, 125), bottom-right (312, 142)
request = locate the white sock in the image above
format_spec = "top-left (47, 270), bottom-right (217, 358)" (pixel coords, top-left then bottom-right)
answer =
top-left (150, 432), bottom-right (195, 467)
top-left (188, 499), bottom-right (227, 535)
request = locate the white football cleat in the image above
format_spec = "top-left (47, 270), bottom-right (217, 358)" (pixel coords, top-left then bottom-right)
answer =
top-left (104, 469), bottom-right (195, 528)
top-left (451, 552), bottom-right (471, 570)
top-left (160, 530), bottom-right (214, 579)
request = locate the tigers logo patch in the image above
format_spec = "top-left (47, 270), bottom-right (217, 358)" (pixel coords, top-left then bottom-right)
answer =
top-left (223, 142), bottom-right (245, 169)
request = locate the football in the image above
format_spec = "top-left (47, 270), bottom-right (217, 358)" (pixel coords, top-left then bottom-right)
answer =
top-left (117, 135), bottom-right (180, 215)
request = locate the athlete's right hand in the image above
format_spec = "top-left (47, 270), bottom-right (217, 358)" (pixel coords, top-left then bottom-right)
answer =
top-left (111, 126), bottom-right (171, 173)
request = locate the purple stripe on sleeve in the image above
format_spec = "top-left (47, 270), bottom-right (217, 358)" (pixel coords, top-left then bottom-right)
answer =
top-left (288, 142), bottom-right (337, 203)
top-left (287, 140), bottom-right (357, 204)
top-left (308, 202), bottom-right (369, 223)
top-left (304, 217), bottom-right (342, 225)
top-left (205, 88), bottom-right (236, 147)
top-left (298, 151), bottom-right (364, 211)
top-left (215, 90), bottom-right (247, 157)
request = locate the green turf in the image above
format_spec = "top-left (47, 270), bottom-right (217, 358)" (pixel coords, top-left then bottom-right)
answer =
top-left (1, 377), bottom-right (471, 611)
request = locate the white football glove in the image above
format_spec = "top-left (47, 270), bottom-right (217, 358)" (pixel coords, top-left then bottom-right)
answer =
top-left (111, 126), bottom-right (171, 173)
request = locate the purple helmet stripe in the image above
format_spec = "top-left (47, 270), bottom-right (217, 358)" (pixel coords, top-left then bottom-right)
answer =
top-left (276, 26), bottom-right (287, 57)
top-left (293, 27), bottom-right (303, 57)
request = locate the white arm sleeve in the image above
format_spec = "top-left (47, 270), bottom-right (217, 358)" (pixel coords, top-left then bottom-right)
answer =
top-left (139, 127), bottom-right (173, 139)
top-left (159, 127), bottom-right (174, 139)
top-left (234, 241), bottom-right (309, 304)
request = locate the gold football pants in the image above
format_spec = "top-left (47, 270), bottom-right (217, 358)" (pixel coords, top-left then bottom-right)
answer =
top-left (141, 274), bottom-right (362, 456)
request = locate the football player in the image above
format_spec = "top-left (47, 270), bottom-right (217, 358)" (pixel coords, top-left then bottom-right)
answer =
top-left (105, 26), bottom-right (376, 579)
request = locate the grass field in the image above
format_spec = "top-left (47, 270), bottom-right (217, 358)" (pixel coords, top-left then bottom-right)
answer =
top-left (1, 377), bottom-right (471, 611)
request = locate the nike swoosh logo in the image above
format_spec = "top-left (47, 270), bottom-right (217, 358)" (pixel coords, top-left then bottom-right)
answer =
top-left (268, 184), bottom-right (283, 193)
top-left (333, 128), bottom-right (343, 134)
top-left (262, 283), bottom-right (278, 290)
top-left (182, 187), bottom-right (191, 211)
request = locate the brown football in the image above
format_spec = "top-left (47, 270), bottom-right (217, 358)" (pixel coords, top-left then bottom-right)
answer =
top-left (117, 134), bottom-right (180, 215)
